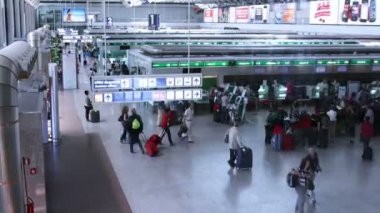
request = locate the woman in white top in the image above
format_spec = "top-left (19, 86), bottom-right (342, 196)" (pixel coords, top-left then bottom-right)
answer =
top-left (183, 103), bottom-right (194, 142)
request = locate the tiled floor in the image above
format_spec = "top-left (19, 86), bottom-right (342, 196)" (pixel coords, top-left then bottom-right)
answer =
top-left (44, 91), bottom-right (131, 213)
top-left (59, 60), bottom-right (380, 213)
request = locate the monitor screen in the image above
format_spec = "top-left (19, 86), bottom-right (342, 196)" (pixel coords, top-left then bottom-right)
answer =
top-left (63, 8), bottom-right (86, 23)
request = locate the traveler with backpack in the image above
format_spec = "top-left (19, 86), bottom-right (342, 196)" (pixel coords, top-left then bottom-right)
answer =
top-left (224, 121), bottom-right (244, 167)
top-left (299, 148), bottom-right (321, 206)
top-left (161, 107), bottom-right (174, 146)
top-left (126, 108), bottom-right (144, 154)
top-left (118, 106), bottom-right (129, 143)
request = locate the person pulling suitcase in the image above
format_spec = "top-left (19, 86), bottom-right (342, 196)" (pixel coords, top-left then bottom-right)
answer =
top-left (225, 121), bottom-right (244, 168)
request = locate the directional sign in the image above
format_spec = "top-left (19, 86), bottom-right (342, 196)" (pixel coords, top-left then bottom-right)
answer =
top-left (192, 90), bottom-right (202, 100)
top-left (92, 74), bottom-right (202, 91)
top-left (104, 93), bottom-right (113, 103)
top-left (175, 78), bottom-right (183, 87)
top-left (148, 78), bottom-right (157, 87)
top-left (184, 77), bottom-right (192, 86)
top-left (175, 90), bottom-right (184, 100)
top-left (94, 93), bottom-right (103, 102)
top-left (152, 91), bottom-right (166, 101)
top-left (192, 77), bottom-right (201, 86)
top-left (133, 91), bottom-right (142, 101)
top-left (166, 78), bottom-right (175, 87)
top-left (139, 79), bottom-right (148, 88)
top-left (184, 90), bottom-right (192, 100)
top-left (166, 90), bottom-right (175, 100)
top-left (120, 79), bottom-right (131, 89)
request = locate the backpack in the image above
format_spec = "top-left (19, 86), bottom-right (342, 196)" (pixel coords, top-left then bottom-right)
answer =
top-left (132, 118), bottom-right (141, 130)
top-left (287, 172), bottom-right (299, 188)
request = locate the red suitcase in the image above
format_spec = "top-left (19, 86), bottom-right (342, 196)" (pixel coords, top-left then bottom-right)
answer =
top-left (145, 141), bottom-right (158, 157)
top-left (283, 134), bottom-right (295, 151)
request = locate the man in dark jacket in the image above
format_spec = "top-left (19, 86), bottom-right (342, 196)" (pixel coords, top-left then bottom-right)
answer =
top-left (300, 148), bottom-right (322, 206)
top-left (126, 108), bottom-right (145, 154)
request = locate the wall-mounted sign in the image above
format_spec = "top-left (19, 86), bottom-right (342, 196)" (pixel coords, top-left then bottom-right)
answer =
top-left (204, 8), bottom-right (214, 23)
top-left (249, 5), bottom-right (269, 23)
top-left (309, 0), bottom-right (339, 24)
top-left (235, 6), bottom-right (249, 23)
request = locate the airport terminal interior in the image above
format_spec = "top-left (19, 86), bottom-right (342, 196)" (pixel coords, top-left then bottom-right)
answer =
top-left (2, 0), bottom-right (380, 212)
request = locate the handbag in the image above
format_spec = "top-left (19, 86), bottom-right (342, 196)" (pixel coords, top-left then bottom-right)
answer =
top-left (224, 133), bottom-right (229, 143)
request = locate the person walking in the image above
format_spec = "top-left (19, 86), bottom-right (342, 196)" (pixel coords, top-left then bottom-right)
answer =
top-left (118, 106), bottom-right (129, 143)
top-left (299, 148), bottom-right (322, 206)
top-left (126, 108), bottom-right (144, 154)
top-left (161, 107), bottom-right (174, 146)
top-left (326, 106), bottom-right (337, 143)
top-left (221, 92), bottom-right (229, 123)
top-left (294, 170), bottom-right (308, 213)
top-left (346, 105), bottom-right (357, 144)
top-left (182, 103), bottom-right (194, 143)
top-left (361, 116), bottom-right (374, 148)
top-left (84, 90), bottom-right (93, 122)
top-left (224, 121), bottom-right (243, 167)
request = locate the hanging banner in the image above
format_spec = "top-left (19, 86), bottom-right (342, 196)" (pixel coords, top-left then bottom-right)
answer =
top-left (309, 0), bottom-right (339, 24)
top-left (249, 5), bottom-right (269, 23)
top-left (235, 6), bottom-right (250, 23)
top-left (338, 0), bottom-right (380, 25)
top-left (203, 8), bottom-right (214, 23)
top-left (273, 3), bottom-right (297, 24)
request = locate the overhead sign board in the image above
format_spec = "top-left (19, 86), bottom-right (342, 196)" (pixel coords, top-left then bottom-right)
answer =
top-left (94, 89), bottom-right (203, 103)
top-left (92, 74), bottom-right (202, 91)
top-left (152, 58), bottom-right (380, 69)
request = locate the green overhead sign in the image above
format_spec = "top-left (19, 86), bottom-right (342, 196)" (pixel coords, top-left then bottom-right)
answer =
top-left (152, 59), bottom-right (377, 68)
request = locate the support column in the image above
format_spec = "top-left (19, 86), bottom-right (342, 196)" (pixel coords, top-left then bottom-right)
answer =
top-left (49, 63), bottom-right (60, 145)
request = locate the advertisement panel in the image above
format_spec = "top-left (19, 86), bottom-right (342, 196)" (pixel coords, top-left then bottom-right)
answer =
top-left (309, 0), bottom-right (339, 24)
top-left (273, 3), bottom-right (297, 24)
top-left (249, 5), bottom-right (269, 23)
top-left (63, 8), bottom-right (86, 23)
top-left (338, 0), bottom-right (380, 25)
top-left (229, 7), bottom-right (236, 23)
top-left (235, 6), bottom-right (249, 23)
top-left (204, 8), bottom-right (214, 23)
top-left (212, 8), bottom-right (219, 22)
top-left (218, 7), bottom-right (229, 23)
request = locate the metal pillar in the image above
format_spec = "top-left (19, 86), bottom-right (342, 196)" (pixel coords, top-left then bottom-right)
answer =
top-left (0, 41), bottom-right (37, 213)
top-left (48, 63), bottom-right (60, 145)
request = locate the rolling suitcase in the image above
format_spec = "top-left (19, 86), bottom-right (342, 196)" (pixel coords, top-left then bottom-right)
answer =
top-left (362, 146), bottom-right (373, 160)
top-left (283, 134), bottom-right (295, 151)
top-left (236, 146), bottom-right (252, 170)
top-left (145, 141), bottom-right (158, 157)
top-left (90, 110), bottom-right (100, 123)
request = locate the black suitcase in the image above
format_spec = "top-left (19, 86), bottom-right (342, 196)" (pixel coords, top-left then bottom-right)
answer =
top-left (236, 147), bottom-right (252, 170)
top-left (90, 110), bottom-right (100, 123)
top-left (213, 111), bottom-right (221, 123)
top-left (83, 59), bottom-right (87, 66)
top-left (362, 146), bottom-right (373, 160)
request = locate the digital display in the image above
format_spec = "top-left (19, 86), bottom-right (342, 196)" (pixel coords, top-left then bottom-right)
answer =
top-left (63, 8), bottom-right (86, 23)
top-left (350, 59), bottom-right (372, 65)
top-left (204, 61), bottom-right (229, 67)
top-left (179, 61), bottom-right (204, 67)
top-left (152, 62), bottom-right (178, 68)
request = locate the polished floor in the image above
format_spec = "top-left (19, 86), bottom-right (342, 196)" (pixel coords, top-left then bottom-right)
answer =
top-left (65, 62), bottom-right (380, 213)
top-left (44, 91), bottom-right (131, 213)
